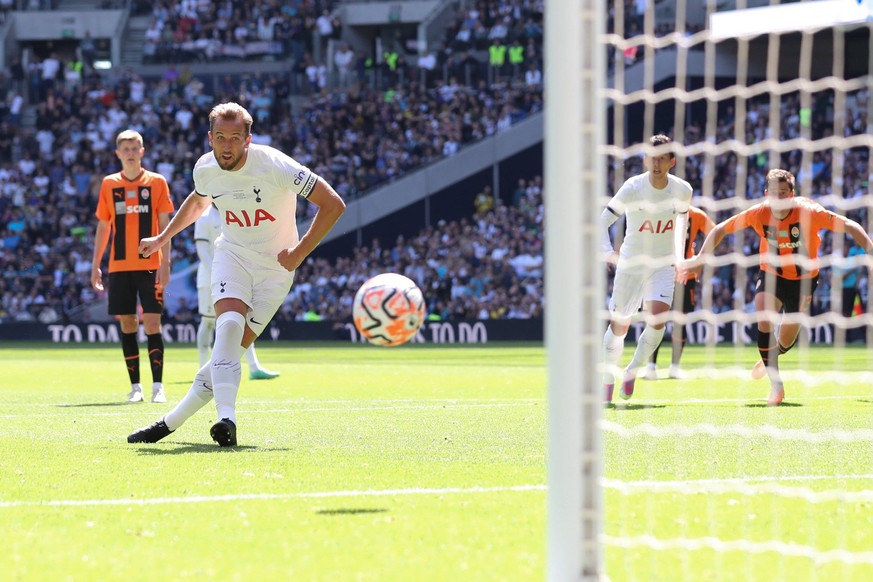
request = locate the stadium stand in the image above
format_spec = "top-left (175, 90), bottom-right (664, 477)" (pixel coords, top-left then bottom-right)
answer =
top-left (0, 0), bottom-right (544, 325)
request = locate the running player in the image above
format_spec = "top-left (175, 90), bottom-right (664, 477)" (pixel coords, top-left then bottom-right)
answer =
top-left (681, 169), bottom-right (873, 405)
top-left (128, 102), bottom-right (345, 446)
top-left (91, 129), bottom-right (174, 404)
top-left (645, 205), bottom-right (715, 380)
top-left (195, 204), bottom-right (280, 379)
top-left (601, 134), bottom-right (693, 402)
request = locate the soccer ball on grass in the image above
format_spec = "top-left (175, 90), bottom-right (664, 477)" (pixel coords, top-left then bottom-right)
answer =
top-left (352, 273), bottom-right (426, 346)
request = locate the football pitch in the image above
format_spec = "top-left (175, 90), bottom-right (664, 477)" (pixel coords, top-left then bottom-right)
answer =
top-left (0, 343), bottom-right (871, 581)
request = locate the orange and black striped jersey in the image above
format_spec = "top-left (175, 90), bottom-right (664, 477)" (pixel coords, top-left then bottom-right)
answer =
top-left (95, 170), bottom-right (174, 273)
top-left (722, 197), bottom-right (848, 280)
top-left (684, 206), bottom-right (716, 281)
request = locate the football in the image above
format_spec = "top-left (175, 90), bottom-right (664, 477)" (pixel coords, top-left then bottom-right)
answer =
top-left (352, 273), bottom-right (426, 346)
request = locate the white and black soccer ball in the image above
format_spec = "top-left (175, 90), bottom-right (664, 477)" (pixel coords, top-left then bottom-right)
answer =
top-left (352, 273), bottom-right (426, 346)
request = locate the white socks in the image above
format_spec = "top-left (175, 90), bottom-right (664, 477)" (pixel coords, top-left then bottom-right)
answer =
top-left (603, 327), bottom-right (626, 385)
top-left (244, 344), bottom-right (261, 371)
top-left (211, 311), bottom-right (245, 424)
top-left (197, 315), bottom-right (216, 368)
top-left (164, 361), bottom-right (213, 431)
top-left (626, 326), bottom-right (666, 376)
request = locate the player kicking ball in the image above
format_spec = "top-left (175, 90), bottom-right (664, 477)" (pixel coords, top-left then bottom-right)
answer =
top-left (601, 134), bottom-right (692, 402)
top-left (127, 102), bottom-right (345, 446)
top-left (681, 169), bottom-right (873, 405)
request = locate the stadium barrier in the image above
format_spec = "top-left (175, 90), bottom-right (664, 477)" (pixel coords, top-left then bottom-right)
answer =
top-left (0, 318), bottom-right (863, 345)
top-left (0, 318), bottom-right (545, 344)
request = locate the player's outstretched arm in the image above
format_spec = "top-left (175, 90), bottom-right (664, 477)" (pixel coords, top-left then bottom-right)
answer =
top-left (140, 192), bottom-right (211, 258)
top-left (278, 177), bottom-right (346, 272)
top-left (841, 219), bottom-right (873, 255)
top-left (679, 223), bottom-right (728, 276)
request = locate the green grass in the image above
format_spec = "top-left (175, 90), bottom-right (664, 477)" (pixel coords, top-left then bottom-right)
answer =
top-left (1, 343), bottom-right (871, 581)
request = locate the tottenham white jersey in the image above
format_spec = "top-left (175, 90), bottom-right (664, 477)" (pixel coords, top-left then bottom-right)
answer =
top-left (193, 143), bottom-right (318, 259)
top-left (607, 172), bottom-right (693, 263)
top-left (194, 204), bottom-right (221, 287)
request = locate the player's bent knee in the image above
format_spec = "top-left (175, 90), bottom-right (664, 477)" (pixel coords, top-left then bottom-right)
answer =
top-left (216, 311), bottom-right (246, 332)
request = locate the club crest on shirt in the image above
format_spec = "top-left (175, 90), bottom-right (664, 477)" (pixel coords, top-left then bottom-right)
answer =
top-left (140, 188), bottom-right (150, 200)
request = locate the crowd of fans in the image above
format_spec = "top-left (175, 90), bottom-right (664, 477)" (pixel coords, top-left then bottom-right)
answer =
top-left (0, 0), bottom-right (868, 330)
top-left (0, 0), bottom-right (545, 325)
top-left (275, 175), bottom-right (544, 324)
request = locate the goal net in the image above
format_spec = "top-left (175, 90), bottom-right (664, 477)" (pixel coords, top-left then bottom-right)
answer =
top-left (547, 1), bottom-right (873, 580)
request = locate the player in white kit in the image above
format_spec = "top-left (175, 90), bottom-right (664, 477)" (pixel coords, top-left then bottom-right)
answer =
top-left (195, 204), bottom-right (280, 379)
top-left (601, 135), bottom-right (692, 402)
top-left (128, 102), bottom-right (345, 446)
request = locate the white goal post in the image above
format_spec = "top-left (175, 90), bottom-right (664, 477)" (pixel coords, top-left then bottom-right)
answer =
top-left (545, 1), bottom-right (605, 580)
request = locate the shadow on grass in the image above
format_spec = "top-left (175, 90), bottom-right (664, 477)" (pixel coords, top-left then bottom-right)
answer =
top-left (316, 508), bottom-right (388, 516)
top-left (858, 400), bottom-right (873, 405)
top-left (608, 403), bottom-right (668, 411)
top-left (744, 401), bottom-right (804, 408)
top-left (132, 442), bottom-right (291, 454)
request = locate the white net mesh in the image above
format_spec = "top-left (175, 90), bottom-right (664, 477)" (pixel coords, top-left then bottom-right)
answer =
top-left (598, 1), bottom-right (873, 580)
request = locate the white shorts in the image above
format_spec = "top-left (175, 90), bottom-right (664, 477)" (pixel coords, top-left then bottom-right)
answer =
top-left (609, 264), bottom-right (676, 320)
top-left (211, 244), bottom-right (295, 337)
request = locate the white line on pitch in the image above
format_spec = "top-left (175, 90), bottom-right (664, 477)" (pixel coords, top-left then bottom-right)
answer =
top-left (615, 473), bottom-right (873, 487)
top-left (0, 484), bottom-right (546, 509)
top-left (604, 535), bottom-right (873, 566)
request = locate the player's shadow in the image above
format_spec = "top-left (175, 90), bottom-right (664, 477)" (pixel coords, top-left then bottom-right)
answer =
top-left (858, 400), bottom-right (873, 405)
top-left (744, 401), bottom-right (804, 408)
top-left (132, 442), bottom-right (290, 454)
top-left (316, 508), bottom-right (388, 516)
top-left (607, 403), bottom-right (668, 411)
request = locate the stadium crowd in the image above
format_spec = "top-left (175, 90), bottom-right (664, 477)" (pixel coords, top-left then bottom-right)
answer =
top-left (0, 0), bottom-right (868, 330)
top-left (0, 0), bottom-right (545, 325)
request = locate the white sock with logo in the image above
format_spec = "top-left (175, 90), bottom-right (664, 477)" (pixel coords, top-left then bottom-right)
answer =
top-left (211, 311), bottom-right (245, 424)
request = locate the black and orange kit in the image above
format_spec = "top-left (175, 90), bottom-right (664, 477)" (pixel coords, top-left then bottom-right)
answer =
top-left (96, 170), bottom-right (174, 314)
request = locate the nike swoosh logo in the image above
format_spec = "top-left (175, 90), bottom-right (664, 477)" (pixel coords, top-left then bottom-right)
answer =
top-left (213, 194), bottom-right (226, 199)
top-left (250, 318), bottom-right (263, 325)
top-left (659, 294), bottom-right (670, 298)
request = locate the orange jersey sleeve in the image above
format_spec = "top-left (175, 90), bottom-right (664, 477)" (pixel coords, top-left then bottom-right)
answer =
top-left (96, 170), bottom-right (174, 273)
top-left (684, 206), bottom-right (715, 259)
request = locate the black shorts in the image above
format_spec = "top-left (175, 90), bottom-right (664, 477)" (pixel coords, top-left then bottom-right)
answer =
top-left (754, 271), bottom-right (818, 314)
top-left (108, 270), bottom-right (164, 315)
top-left (678, 278), bottom-right (697, 314)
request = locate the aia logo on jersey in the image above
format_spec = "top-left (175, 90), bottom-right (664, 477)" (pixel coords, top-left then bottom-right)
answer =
top-left (225, 209), bottom-right (276, 227)
top-left (638, 219), bottom-right (674, 234)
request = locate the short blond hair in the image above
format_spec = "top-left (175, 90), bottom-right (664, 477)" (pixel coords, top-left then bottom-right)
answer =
top-left (116, 129), bottom-right (144, 149)
top-left (766, 169), bottom-right (795, 192)
top-left (209, 102), bottom-right (253, 136)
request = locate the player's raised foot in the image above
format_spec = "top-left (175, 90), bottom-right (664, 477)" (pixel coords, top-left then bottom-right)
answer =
top-left (751, 359), bottom-right (767, 380)
top-left (668, 364), bottom-right (686, 379)
top-left (643, 364), bottom-right (658, 381)
top-left (210, 418), bottom-right (238, 447)
top-left (127, 384), bottom-right (144, 403)
top-left (619, 375), bottom-right (636, 400)
top-left (604, 384), bottom-right (615, 403)
top-left (249, 368), bottom-right (280, 380)
top-left (767, 383), bottom-right (785, 406)
top-left (151, 383), bottom-right (167, 403)
top-left (127, 418), bottom-right (173, 443)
